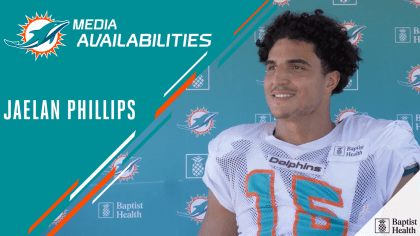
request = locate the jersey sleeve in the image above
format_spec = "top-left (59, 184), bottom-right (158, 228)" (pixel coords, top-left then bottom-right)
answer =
top-left (202, 138), bottom-right (235, 213)
top-left (376, 120), bottom-right (420, 202)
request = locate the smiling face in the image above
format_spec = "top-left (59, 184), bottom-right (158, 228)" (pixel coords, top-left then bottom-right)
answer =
top-left (264, 38), bottom-right (338, 120)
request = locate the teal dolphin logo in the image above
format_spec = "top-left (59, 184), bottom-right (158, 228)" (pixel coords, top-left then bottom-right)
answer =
top-left (341, 20), bottom-right (366, 46)
top-left (398, 65), bottom-right (420, 94)
top-left (402, 0), bottom-right (420, 8)
top-left (178, 108), bottom-right (217, 136)
top-left (105, 154), bottom-right (142, 182)
top-left (347, 25), bottom-right (366, 43)
top-left (177, 195), bottom-right (208, 224)
top-left (4, 12), bottom-right (68, 59)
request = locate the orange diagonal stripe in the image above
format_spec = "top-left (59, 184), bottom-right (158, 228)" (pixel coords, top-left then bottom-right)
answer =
top-left (47, 168), bottom-right (116, 236)
top-left (155, 72), bottom-right (197, 119)
top-left (28, 179), bottom-right (79, 234)
top-left (234, 0), bottom-right (270, 35)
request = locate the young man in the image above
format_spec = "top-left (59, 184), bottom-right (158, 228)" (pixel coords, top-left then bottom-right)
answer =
top-left (199, 10), bottom-right (420, 236)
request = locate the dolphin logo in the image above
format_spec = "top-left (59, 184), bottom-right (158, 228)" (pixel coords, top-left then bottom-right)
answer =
top-left (346, 25), bottom-right (366, 42)
top-left (398, 75), bottom-right (420, 88)
top-left (5, 20), bottom-right (69, 49)
top-left (177, 201), bottom-right (208, 218)
top-left (115, 158), bottom-right (141, 176)
top-left (402, 0), bottom-right (420, 5)
top-left (177, 112), bottom-right (218, 131)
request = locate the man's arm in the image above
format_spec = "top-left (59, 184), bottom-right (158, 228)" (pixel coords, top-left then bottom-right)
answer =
top-left (389, 171), bottom-right (417, 201)
top-left (198, 190), bottom-right (238, 236)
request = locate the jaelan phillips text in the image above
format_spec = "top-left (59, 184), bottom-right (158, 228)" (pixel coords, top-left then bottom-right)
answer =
top-left (3, 100), bottom-right (135, 120)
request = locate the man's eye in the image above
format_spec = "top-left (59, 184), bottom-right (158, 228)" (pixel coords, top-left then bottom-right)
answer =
top-left (293, 65), bottom-right (305, 70)
top-left (268, 66), bottom-right (276, 70)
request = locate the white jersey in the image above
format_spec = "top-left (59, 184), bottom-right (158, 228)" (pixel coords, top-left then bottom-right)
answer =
top-left (202, 115), bottom-right (420, 236)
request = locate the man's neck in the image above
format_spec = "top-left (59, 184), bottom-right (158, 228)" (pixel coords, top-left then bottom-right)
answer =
top-left (274, 112), bottom-right (334, 146)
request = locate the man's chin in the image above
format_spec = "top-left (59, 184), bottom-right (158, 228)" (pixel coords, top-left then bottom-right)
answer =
top-left (271, 112), bottom-right (292, 120)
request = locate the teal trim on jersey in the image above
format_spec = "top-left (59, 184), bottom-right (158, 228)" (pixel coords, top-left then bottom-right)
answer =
top-left (403, 164), bottom-right (419, 177)
top-left (246, 172), bottom-right (276, 236)
top-left (294, 178), bottom-right (347, 236)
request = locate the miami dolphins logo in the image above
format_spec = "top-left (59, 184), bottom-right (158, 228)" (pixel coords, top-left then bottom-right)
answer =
top-left (177, 107), bottom-right (217, 137)
top-left (274, 0), bottom-right (291, 6)
top-left (108, 154), bottom-right (142, 182)
top-left (4, 12), bottom-right (68, 60)
top-left (50, 210), bottom-right (67, 226)
top-left (341, 21), bottom-right (366, 46)
top-left (335, 107), bottom-right (367, 122)
top-left (177, 195), bottom-right (208, 224)
top-left (403, 0), bottom-right (420, 8)
top-left (398, 65), bottom-right (420, 93)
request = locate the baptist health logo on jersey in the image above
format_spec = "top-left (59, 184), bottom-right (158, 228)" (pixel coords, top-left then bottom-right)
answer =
top-left (4, 12), bottom-right (69, 60)
top-left (186, 154), bottom-right (208, 178)
top-left (177, 195), bottom-right (208, 224)
top-left (398, 65), bottom-right (420, 93)
top-left (177, 107), bottom-right (217, 137)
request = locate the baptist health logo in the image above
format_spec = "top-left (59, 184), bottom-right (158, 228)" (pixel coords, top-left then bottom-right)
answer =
top-left (375, 218), bottom-right (390, 233)
top-left (333, 0), bottom-right (357, 5)
top-left (255, 27), bottom-right (266, 42)
top-left (98, 202), bottom-right (143, 219)
top-left (187, 66), bottom-right (210, 90)
top-left (345, 70), bottom-right (359, 90)
top-left (177, 195), bottom-right (208, 224)
top-left (186, 154), bottom-right (208, 178)
top-left (177, 107), bottom-right (217, 137)
top-left (98, 202), bottom-right (114, 218)
top-left (255, 114), bottom-right (276, 123)
top-left (397, 114), bottom-right (420, 131)
top-left (4, 12), bottom-right (69, 60)
top-left (334, 146), bottom-right (345, 156)
top-left (395, 27), bottom-right (420, 43)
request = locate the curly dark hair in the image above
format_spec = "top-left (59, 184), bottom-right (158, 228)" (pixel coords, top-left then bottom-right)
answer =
top-left (256, 9), bottom-right (362, 95)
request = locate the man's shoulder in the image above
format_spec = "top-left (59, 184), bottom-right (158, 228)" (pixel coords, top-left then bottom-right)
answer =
top-left (341, 115), bottom-right (413, 146)
top-left (343, 115), bottom-right (394, 130)
top-left (208, 122), bottom-right (274, 150)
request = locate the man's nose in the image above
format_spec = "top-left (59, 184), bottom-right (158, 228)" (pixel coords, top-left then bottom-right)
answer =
top-left (272, 66), bottom-right (290, 84)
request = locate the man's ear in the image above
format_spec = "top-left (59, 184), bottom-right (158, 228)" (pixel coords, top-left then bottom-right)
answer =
top-left (326, 70), bottom-right (341, 93)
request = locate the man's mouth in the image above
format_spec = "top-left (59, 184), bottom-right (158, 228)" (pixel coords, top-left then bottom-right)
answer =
top-left (274, 94), bottom-right (294, 98)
